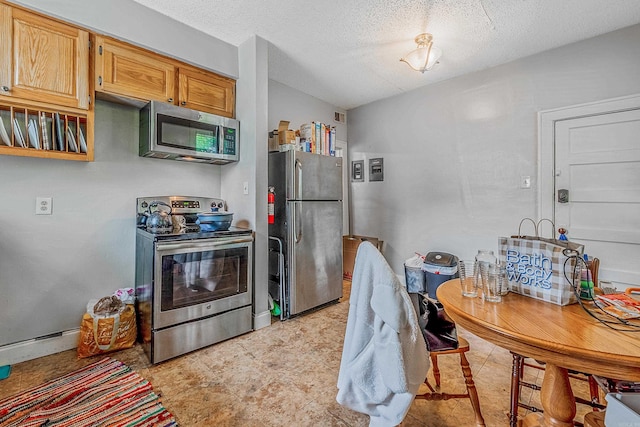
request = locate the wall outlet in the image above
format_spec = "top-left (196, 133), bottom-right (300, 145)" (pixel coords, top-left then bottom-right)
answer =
top-left (36, 197), bottom-right (52, 215)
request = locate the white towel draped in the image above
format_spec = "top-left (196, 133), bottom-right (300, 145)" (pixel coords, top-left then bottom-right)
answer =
top-left (337, 241), bottom-right (429, 427)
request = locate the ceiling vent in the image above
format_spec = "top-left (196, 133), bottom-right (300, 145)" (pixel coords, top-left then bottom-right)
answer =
top-left (334, 111), bottom-right (346, 124)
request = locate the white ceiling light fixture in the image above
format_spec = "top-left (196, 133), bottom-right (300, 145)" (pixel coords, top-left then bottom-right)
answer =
top-left (400, 33), bottom-right (442, 73)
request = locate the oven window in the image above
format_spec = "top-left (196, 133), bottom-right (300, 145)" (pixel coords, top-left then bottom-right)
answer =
top-left (160, 246), bottom-right (248, 311)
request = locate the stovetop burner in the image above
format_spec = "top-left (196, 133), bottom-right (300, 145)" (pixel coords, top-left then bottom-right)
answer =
top-left (136, 195), bottom-right (252, 241)
top-left (136, 224), bottom-right (252, 241)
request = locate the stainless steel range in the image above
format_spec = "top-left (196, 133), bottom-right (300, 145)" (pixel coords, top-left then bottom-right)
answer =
top-left (135, 195), bottom-right (253, 364)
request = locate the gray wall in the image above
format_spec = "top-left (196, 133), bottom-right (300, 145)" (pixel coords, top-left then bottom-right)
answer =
top-left (226, 36), bottom-right (271, 329)
top-left (347, 24), bottom-right (640, 275)
top-left (268, 80), bottom-right (347, 142)
top-left (0, 1), bottom-right (260, 347)
top-left (0, 101), bottom-right (223, 345)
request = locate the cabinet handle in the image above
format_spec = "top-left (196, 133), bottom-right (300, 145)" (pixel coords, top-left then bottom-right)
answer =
top-left (1, 86), bottom-right (9, 92)
top-left (167, 98), bottom-right (173, 103)
top-left (181, 101), bottom-right (186, 106)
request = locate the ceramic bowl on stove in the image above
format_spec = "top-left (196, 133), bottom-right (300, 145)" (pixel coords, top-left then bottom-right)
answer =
top-left (196, 212), bottom-right (233, 231)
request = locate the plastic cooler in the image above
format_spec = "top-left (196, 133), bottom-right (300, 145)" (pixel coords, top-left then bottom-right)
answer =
top-left (605, 393), bottom-right (640, 425)
top-left (422, 252), bottom-right (458, 300)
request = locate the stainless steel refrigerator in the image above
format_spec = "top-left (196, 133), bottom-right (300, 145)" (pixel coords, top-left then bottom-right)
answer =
top-left (269, 150), bottom-right (343, 318)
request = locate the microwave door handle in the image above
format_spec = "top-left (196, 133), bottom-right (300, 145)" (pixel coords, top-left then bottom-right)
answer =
top-left (217, 125), bottom-right (222, 154)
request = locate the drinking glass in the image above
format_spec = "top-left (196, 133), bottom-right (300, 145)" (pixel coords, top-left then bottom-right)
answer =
top-left (484, 264), bottom-right (503, 303)
top-left (458, 260), bottom-right (478, 297)
top-left (497, 263), bottom-right (510, 296)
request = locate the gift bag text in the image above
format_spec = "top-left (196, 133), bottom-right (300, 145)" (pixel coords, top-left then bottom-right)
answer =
top-left (505, 250), bottom-right (553, 289)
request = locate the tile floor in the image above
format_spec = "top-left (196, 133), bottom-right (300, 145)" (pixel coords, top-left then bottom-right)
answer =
top-left (0, 282), bottom-right (598, 426)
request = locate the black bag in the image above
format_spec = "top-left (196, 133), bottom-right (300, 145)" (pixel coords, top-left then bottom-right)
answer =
top-left (418, 296), bottom-right (459, 352)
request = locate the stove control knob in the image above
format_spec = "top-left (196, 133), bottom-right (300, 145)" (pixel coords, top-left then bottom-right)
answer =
top-left (141, 201), bottom-right (148, 209)
top-left (217, 202), bottom-right (224, 208)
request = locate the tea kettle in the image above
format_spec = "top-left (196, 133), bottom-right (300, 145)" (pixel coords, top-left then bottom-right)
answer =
top-left (146, 201), bottom-right (173, 233)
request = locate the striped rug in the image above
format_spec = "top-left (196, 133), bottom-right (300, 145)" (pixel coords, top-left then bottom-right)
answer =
top-left (0, 357), bottom-right (176, 427)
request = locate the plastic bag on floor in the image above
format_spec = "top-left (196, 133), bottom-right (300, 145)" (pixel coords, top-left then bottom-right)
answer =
top-left (77, 296), bottom-right (137, 358)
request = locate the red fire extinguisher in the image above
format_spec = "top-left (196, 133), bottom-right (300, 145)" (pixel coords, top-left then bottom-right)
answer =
top-left (268, 186), bottom-right (275, 224)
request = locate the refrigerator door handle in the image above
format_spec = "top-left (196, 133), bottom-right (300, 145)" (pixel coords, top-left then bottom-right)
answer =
top-left (293, 202), bottom-right (302, 243)
top-left (295, 158), bottom-right (302, 200)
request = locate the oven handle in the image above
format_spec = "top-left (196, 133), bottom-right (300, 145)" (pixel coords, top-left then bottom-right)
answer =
top-left (156, 237), bottom-right (253, 252)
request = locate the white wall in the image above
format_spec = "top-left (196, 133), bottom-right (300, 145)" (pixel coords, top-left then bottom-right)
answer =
top-left (268, 80), bottom-right (347, 141)
top-left (347, 24), bottom-right (640, 275)
top-left (0, 101), bottom-right (222, 347)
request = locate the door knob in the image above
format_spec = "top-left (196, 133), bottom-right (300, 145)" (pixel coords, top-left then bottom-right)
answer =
top-left (1, 86), bottom-right (9, 92)
top-left (558, 189), bottom-right (569, 203)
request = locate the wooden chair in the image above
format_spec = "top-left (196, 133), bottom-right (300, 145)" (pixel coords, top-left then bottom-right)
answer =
top-left (415, 336), bottom-right (486, 427)
top-left (508, 353), bottom-right (604, 426)
top-left (508, 258), bottom-right (604, 427)
top-left (583, 411), bottom-right (606, 427)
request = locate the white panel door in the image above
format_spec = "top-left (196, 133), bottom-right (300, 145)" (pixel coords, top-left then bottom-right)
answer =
top-left (554, 108), bottom-right (640, 287)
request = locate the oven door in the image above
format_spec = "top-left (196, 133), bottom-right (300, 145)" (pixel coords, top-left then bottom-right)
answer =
top-left (153, 235), bottom-right (252, 329)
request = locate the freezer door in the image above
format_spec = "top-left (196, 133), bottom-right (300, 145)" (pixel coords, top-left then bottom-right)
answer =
top-left (287, 151), bottom-right (342, 200)
top-left (287, 200), bottom-right (343, 315)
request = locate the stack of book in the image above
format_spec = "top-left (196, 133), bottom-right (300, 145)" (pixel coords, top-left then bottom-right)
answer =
top-left (594, 293), bottom-right (640, 319)
top-left (299, 122), bottom-right (336, 156)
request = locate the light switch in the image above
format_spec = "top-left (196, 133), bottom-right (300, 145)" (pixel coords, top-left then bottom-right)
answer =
top-left (243, 182), bottom-right (249, 195)
top-left (520, 176), bottom-right (531, 189)
top-left (351, 160), bottom-right (364, 182)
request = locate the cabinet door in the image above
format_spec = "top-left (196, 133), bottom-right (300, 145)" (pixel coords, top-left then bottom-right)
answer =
top-left (95, 36), bottom-right (175, 103)
top-left (178, 66), bottom-right (235, 118)
top-left (0, 6), bottom-right (89, 110)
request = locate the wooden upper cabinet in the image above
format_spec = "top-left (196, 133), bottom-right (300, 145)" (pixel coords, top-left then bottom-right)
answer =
top-left (0, 4), bottom-right (90, 110)
top-left (95, 35), bottom-right (176, 103)
top-left (178, 66), bottom-right (235, 118)
top-left (94, 36), bottom-right (236, 118)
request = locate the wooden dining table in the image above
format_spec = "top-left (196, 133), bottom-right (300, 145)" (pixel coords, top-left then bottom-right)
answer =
top-left (436, 279), bottom-right (640, 427)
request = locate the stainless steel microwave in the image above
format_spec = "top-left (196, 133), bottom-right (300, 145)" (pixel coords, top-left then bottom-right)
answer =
top-left (139, 101), bottom-right (239, 164)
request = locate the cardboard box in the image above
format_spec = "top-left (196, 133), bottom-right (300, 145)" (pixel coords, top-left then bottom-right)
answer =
top-left (278, 121), bottom-right (296, 145)
top-left (343, 235), bottom-right (383, 281)
top-left (268, 130), bottom-right (279, 152)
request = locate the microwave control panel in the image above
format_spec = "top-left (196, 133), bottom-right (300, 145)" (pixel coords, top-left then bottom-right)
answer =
top-left (222, 127), bottom-right (237, 155)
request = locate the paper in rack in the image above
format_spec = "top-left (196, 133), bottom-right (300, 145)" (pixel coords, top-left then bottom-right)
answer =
top-left (0, 115), bottom-right (10, 146)
top-left (79, 126), bottom-right (87, 153)
top-left (28, 118), bottom-right (41, 149)
top-left (66, 126), bottom-right (78, 153)
top-left (12, 118), bottom-right (26, 148)
top-left (39, 112), bottom-right (51, 150)
top-left (54, 112), bottom-right (64, 151)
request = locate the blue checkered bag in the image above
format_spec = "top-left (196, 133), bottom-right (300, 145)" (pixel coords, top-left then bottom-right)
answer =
top-left (498, 218), bottom-right (584, 306)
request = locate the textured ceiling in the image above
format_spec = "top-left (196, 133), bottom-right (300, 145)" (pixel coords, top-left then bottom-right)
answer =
top-left (131, 0), bottom-right (640, 110)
